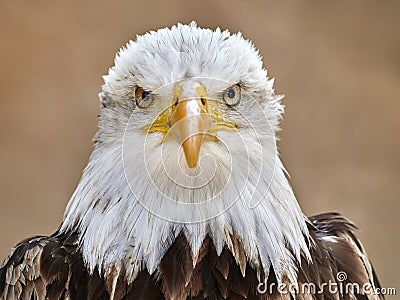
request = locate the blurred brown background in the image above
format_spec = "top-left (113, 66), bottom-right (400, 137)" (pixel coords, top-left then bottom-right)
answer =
top-left (0, 0), bottom-right (399, 293)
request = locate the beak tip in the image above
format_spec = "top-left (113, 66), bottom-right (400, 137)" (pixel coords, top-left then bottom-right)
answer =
top-left (182, 135), bottom-right (202, 169)
top-left (186, 160), bottom-right (198, 169)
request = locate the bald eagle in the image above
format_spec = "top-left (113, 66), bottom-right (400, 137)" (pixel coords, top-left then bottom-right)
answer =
top-left (0, 23), bottom-right (383, 300)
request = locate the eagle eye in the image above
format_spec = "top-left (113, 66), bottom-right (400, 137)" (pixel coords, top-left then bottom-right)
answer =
top-left (135, 87), bottom-right (154, 108)
top-left (223, 84), bottom-right (241, 107)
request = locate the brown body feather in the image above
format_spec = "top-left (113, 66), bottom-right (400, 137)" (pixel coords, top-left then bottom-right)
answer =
top-left (0, 213), bottom-right (383, 300)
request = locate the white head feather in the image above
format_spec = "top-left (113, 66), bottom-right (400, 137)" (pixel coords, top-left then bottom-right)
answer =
top-left (61, 22), bottom-right (311, 284)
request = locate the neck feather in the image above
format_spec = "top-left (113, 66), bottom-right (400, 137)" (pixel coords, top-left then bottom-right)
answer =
top-left (61, 142), bottom-right (311, 284)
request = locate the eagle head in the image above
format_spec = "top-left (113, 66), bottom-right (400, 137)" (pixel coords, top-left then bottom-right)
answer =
top-left (94, 22), bottom-right (283, 223)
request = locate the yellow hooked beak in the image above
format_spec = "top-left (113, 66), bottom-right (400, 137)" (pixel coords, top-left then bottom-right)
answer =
top-left (143, 83), bottom-right (236, 168)
top-left (170, 86), bottom-right (210, 168)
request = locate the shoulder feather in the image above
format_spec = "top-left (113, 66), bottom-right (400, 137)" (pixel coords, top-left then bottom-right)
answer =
top-left (0, 232), bottom-right (109, 300)
top-left (308, 212), bottom-right (384, 300)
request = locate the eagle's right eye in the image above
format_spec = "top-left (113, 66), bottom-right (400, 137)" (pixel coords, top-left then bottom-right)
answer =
top-left (135, 87), bottom-right (154, 108)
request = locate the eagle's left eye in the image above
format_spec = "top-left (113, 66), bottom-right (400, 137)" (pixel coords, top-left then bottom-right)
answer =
top-left (223, 84), bottom-right (241, 107)
top-left (135, 87), bottom-right (154, 108)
